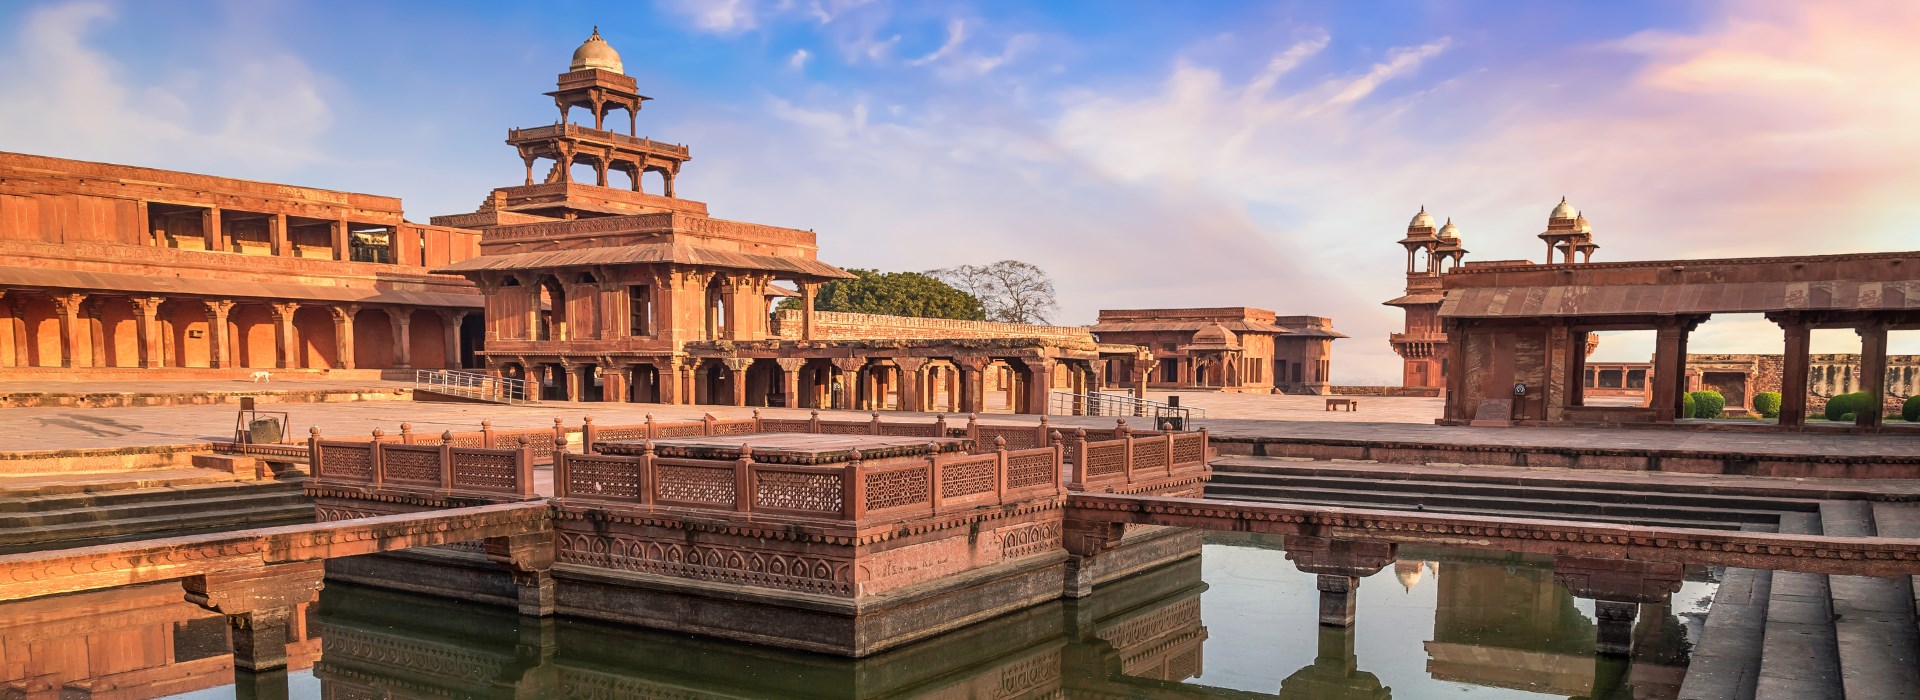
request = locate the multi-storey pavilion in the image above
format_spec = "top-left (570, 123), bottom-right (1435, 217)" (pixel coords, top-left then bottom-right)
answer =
top-left (1385, 207), bottom-right (1462, 394)
top-left (436, 31), bottom-right (1104, 413)
top-left (1090, 307), bottom-right (1342, 395)
top-left (0, 152), bottom-right (483, 375)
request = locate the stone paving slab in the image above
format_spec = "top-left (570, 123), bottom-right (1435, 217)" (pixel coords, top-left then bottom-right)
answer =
top-left (1756, 512), bottom-right (1844, 700)
top-left (1212, 456), bottom-right (1920, 501)
top-left (1679, 564), bottom-right (1771, 700)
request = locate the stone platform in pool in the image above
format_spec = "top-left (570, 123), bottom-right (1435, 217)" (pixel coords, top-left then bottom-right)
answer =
top-left (308, 412), bottom-right (1213, 656)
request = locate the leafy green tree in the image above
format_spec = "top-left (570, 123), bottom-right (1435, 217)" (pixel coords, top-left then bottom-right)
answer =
top-left (778, 269), bottom-right (985, 320)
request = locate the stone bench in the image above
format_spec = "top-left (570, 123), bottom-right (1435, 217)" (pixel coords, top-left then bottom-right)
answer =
top-left (1325, 398), bottom-right (1358, 412)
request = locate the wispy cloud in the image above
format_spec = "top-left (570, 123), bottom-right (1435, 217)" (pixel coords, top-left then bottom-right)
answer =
top-left (788, 48), bottom-right (811, 70)
top-left (660, 0), bottom-right (761, 32)
top-left (909, 19), bottom-right (968, 66)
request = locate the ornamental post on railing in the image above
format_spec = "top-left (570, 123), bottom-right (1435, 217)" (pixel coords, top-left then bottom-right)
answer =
top-left (735, 445), bottom-right (755, 514)
top-left (439, 430), bottom-right (456, 489)
top-left (1162, 425), bottom-right (1177, 478)
top-left (702, 413), bottom-right (718, 436)
top-left (1201, 427), bottom-right (1213, 467)
top-left (307, 427), bottom-right (323, 480)
top-left (933, 413), bottom-right (949, 438)
top-left (639, 440), bottom-right (657, 508)
top-left (549, 433), bottom-right (570, 498)
top-left (752, 410), bottom-right (763, 432)
top-left (370, 429), bottom-right (387, 487)
top-left (992, 436), bottom-right (1009, 504)
top-left (552, 417), bottom-right (568, 455)
top-left (808, 410), bottom-right (821, 434)
top-left (869, 411), bottom-right (882, 435)
top-left (400, 422), bottom-right (415, 445)
top-left (582, 416), bottom-right (597, 454)
top-left (1068, 428), bottom-right (1089, 489)
top-left (644, 413), bottom-right (656, 440)
top-left (514, 435), bottom-right (535, 497)
top-left (926, 442), bottom-right (944, 513)
top-left (1120, 420), bottom-right (1136, 486)
top-left (1037, 415), bottom-right (1051, 448)
top-left (966, 413), bottom-right (980, 448)
top-left (843, 449), bottom-right (866, 521)
top-left (1051, 431), bottom-right (1066, 495)
top-left (481, 420), bottom-right (495, 449)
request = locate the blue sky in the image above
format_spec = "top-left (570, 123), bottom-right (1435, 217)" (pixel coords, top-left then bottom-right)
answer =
top-left (3, 0), bottom-right (1917, 383)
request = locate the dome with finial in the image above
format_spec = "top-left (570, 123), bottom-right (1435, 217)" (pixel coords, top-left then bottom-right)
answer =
top-left (1394, 559), bottom-right (1425, 591)
top-left (1549, 196), bottom-right (1578, 222)
top-left (1409, 205), bottom-right (1436, 230)
top-left (570, 27), bottom-right (624, 73)
top-left (1437, 217), bottom-right (1459, 240)
top-left (1575, 211), bottom-right (1592, 234)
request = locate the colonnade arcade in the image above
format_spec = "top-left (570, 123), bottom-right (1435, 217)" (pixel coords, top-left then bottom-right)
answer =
top-left (491, 353), bottom-right (1101, 414)
top-left (0, 288), bottom-right (476, 371)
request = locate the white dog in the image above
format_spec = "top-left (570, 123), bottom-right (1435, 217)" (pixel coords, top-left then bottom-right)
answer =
top-left (249, 371), bottom-right (272, 383)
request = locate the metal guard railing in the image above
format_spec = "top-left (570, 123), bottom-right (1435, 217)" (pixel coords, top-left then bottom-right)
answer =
top-left (415, 369), bottom-right (535, 405)
top-left (1046, 390), bottom-right (1201, 425)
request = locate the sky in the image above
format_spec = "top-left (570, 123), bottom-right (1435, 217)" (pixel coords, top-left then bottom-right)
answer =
top-left (2, 0), bottom-right (1917, 384)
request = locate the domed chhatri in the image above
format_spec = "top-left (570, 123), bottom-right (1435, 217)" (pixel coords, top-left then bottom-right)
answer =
top-left (1409, 205), bottom-right (1436, 230)
top-left (1191, 322), bottom-right (1240, 348)
top-left (1437, 217), bottom-right (1459, 240)
top-left (570, 26), bottom-right (624, 74)
top-left (1549, 196), bottom-right (1578, 222)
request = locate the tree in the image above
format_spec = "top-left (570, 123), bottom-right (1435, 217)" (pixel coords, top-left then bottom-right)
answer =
top-left (927, 260), bottom-right (1059, 324)
top-left (777, 269), bottom-right (985, 320)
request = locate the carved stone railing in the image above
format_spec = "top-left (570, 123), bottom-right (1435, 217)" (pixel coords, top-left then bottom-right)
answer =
top-left (1063, 422), bottom-right (1211, 493)
top-left (557, 439), bottom-right (1062, 525)
top-left (309, 428), bottom-right (536, 499)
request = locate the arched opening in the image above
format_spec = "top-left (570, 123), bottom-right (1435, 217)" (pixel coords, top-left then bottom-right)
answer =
top-left (539, 363), bottom-right (567, 401)
top-left (568, 159), bottom-right (598, 186)
top-left (230, 304), bottom-right (276, 369)
top-left (352, 308), bottom-right (395, 369)
top-left (538, 278), bottom-right (567, 341)
top-left (798, 359), bottom-right (835, 409)
top-left (699, 360), bottom-right (735, 405)
top-left (605, 167), bottom-right (634, 191)
top-left (745, 359), bottom-right (783, 407)
top-left (292, 306), bottom-right (337, 369)
top-left (459, 314), bottom-right (485, 368)
top-left (643, 169), bottom-right (670, 197)
top-left (580, 362), bottom-right (604, 402)
top-left (704, 278), bottom-right (726, 341)
top-left (629, 363), bottom-right (661, 403)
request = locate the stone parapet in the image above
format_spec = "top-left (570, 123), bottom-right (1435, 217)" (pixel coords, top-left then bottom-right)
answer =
top-left (771, 309), bottom-right (1094, 344)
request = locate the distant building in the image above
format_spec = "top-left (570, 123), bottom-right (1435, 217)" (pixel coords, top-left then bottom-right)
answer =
top-left (1090, 307), bottom-right (1343, 395)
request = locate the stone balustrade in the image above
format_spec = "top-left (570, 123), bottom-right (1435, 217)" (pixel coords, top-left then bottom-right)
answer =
top-left (310, 428), bottom-right (536, 499)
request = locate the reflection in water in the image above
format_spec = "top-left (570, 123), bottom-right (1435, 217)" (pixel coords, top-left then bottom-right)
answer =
top-left (0, 538), bottom-right (1719, 699)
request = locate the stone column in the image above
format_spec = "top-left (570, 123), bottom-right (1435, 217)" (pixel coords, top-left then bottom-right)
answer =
top-left (205, 299), bottom-right (234, 369)
top-left (957, 358), bottom-right (987, 414)
top-left (561, 361), bottom-right (581, 402)
top-left (1857, 322), bottom-right (1889, 427)
top-left (1285, 536), bottom-right (1396, 627)
top-left (1567, 329), bottom-right (1587, 409)
top-left (1021, 358), bottom-right (1055, 415)
top-left (132, 296), bottom-right (166, 369)
top-left (332, 220), bottom-right (349, 261)
top-left (800, 282), bottom-right (819, 340)
top-left (329, 305), bottom-right (358, 370)
top-left (204, 207), bottom-right (225, 252)
top-left (389, 309), bottom-right (412, 368)
top-left (894, 357), bottom-right (927, 412)
top-left (81, 297), bottom-right (108, 368)
top-left (438, 310), bottom-right (467, 369)
top-left (182, 561), bottom-right (325, 671)
top-left (269, 302), bottom-right (300, 369)
top-left (679, 358), bottom-right (697, 405)
top-left (831, 358), bottom-right (863, 410)
top-left (1777, 317), bottom-right (1811, 426)
top-left (726, 358), bottom-right (750, 406)
top-left (1650, 321), bottom-right (1687, 422)
top-left (485, 532), bottom-right (557, 617)
top-left (654, 361), bottom-right (679, 405)
top-left (776, 358), bottom-right (804, 408)
top-left (269, 214), bottom-right (289, 256)
top-left (50, 292), bottom-right (85, 368)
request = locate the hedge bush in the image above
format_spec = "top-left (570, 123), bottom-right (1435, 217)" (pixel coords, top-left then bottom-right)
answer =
top-left (1824, 392), bottom-right (1874, 421)
top-left (1752, 391), bottom-right (1782, 419)
top-left (1689, 390), bottom-right (1726, 419)
top-left (1682, 392), bottom-right (1695, 420)
top-left (1903, 395), bottom-right (1920, 423)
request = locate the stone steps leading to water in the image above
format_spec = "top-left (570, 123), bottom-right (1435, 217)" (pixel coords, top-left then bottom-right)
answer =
top-left (1754, 512), bottom-right (1843, 700)
top-left (1820, 501), bottom-right (1920, 700)
top-left (0, 477), bottom-right (313, 553)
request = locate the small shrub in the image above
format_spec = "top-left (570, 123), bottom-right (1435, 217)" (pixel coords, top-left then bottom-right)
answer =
top-left (1840, 412), bottom-right (1856, 422)
top-left (1681, 392), bottom-right (1695, 419)
top-left (1752, 391), bottom-right (1782, 419)
top-left (1824, 392), bottom-right (1874, 421)
top-left (1902, 395), bottom-right (1920, 423)
top-left (1689, 390), bottom-right (1726, 419)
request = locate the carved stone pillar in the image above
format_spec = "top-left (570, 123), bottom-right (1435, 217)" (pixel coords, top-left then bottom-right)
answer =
top-left (50, 292), bottom-right (85, 368)
top-left (438, 309), bottom-right (467, 369)
top-left (894, 357), bottom-right (928, 412)
top-left (389, 308), bottom-right (412, 368)
top-left (725, 358), bottom-right (751, 406)
top-left (1018, 358), bottom-right (1055, 415)
top-left (1857, 322), bottom-right (1889, 427)
top-left (776, 358), bottom-right (805, 408)
top-left (329, 305), bottom-right (358, 370)
top-left (332, 220), bottom-right (349, 261)
top-left (205, 299), bottom-right (234, 369)
top-left (800, 281), bottom-right (819, 340)
top-left (560, 361), bottom-right (581, 402)
top-left (269, 213), bottom-right (289, 256)
top-left (268, 302), bottom-right (300, 369)
top-left (1776, 315), bottom-right (1811, 426)
top-left (1285, 536), bottom-right (1396, 627)
top-left (132, 296), bottom-right (166, 369)
top-left (486, 532), bottom-right (557, 617)
top-left (204, 207), bottom-right (224, 252)
top-left (956, 357), bottom-right (988, 414)
top-left (831, 358), bottom-right (863, 410)
top-left (181, 561), bottom-right (325, 671)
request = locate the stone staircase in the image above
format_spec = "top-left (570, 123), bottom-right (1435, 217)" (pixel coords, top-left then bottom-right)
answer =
top-left (1681, 502), bottom-right (1920, 700)
top-left (0, 471), bottom-right (314, 554)
top-left (1205, 459), bottom-right (1823, 530)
